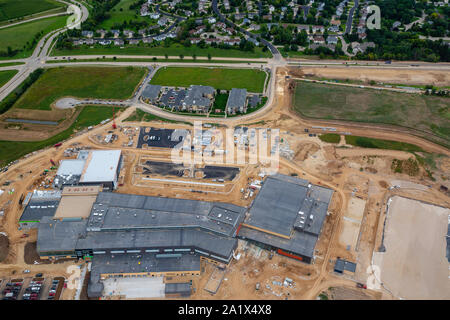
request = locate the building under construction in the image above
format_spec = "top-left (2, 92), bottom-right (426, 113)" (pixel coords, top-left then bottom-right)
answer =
top-left (34, 174), bottom-right (333, 298)
top-left (237, 174), bottom-right (333, 264)
top-left (54, 150), bottom-right (122, 190)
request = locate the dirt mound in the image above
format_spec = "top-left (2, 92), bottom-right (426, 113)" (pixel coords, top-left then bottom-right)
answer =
top-left (0, 234), bottom-right (9, 262)
top-left (295, 142), bottom-right (320, 161)
top-left (24, 242), bottom-right (51, 265)
top-left (379, 180), bottom-right (389, 189)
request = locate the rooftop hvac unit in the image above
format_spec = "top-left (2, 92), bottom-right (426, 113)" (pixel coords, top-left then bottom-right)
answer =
top-left (310, 214), bottom-right (313, 220)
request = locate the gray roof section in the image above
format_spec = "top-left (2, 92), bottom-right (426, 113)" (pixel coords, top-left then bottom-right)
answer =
top-left (91, 252), bottom-right (200, 275)
top-left (56, 159), bottom-right (85, 176)
top-left (86, 192), bottom-right (246, 236)
top-left (239, 225), bottom-right (318, 259)
top-left (183, 85), bottom-right (215, 108)
top-left (334, 258), bottom-right (357, 273)
top-left (75, 228), bottom-right (237, 259)
top-left (20, 200), bottom-right (60, 222)
top-left (165, 282), bottom-right (191, 295)
top-left (19, 190), bottom-right (62, 222)
top-left (88, 253), bottom-right (199, 298)
top-left (447, 224), bottom-right (450, 262)
top-left (142, 84), bottom-right (162, 100)
top-left (246, 175), bottom-right (308, 236)
top-left (226, 88), bottom-right (247, 111)
top-left (37, 216), bottom-right (88, 253)
top-left (240, 174), bottom-right (333, 259)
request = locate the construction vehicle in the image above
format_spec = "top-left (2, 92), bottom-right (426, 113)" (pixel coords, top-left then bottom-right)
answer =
top-left (50, 159), bottom-right (56, 166)
top-left (356, 283), bottom-right (367, 289)
top-left (20, 234), bottom-right (29, 238)
top-left (53, 143), bottom-right (62, 148)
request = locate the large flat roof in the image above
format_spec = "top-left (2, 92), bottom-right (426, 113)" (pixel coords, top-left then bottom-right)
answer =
top-left (56, 159), bottom-right (85, 176)
top-left (240, 174), bottom-right (333, 259)
top-left (80, 150), bottom-right (121, 183)
top-left (19, 190), bottom-right (61, 222)
top-left (245, 175), bottom-right (309, 237)
top-left (86, 192), bottom-right (246, 236)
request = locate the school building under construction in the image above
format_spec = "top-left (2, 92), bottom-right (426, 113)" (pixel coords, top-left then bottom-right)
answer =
top-left (33, 173), bottom-right (333, 298)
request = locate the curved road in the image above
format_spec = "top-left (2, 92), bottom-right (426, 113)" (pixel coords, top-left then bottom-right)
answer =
top-left (0, 0), bottom-right (88, 102)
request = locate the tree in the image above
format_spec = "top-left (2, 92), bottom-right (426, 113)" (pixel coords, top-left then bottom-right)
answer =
top-left (192, 53), bottom-right (197, 60)
top-left (179, 54), bottom-right (184, 60)
top-left (165, 53), bottom-right (168, 59)
top-left (207, 53), bottom-right (212, 60)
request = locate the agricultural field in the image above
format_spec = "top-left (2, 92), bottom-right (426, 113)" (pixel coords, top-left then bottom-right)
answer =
top-left (294, 82), bottom-right (450, 148)
top-left (51, 43), bottom-right (272, 59)
top-left (13, 66), bottom-right (146, 111)
top-left (0, 0), bottom-right (63, 22)
top-left (0, 15), bottom-right (67, 59)
top-left (0, 105), bottom-right (123, 166)
top-left (0, 69), bottom-right (17, 87)
top-left (150, 67), bottom-right (267, 93)
top-left (98, 0), bottom-right (150, 29)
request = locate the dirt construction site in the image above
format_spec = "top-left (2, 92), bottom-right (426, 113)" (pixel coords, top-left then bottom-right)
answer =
top-left (0, 65), bottom-right (449, 300)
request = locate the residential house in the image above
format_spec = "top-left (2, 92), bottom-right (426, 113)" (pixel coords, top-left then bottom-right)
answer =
top-left (182, 85), bottom-right (216, 113)
top-left (150, 12), bottom-right (160, 19)
top-left (111, 30), bottom-right (120, 38)
top-left (208, 17), bottom-right (216, 24)
top-left (123, 30), bottom-right (134, 38)
top-left (327, 35), bottom-right (338, 45)
top-left (114, 39), bottom-right (124, 46)
top-left (82, 30), bottom-right (93, 38)
top-left (98, 40), bottom-right (111, 46)
top-left (143, 37), bottom-right (153, 44)
top-left (158, 17), bottom-right (169, 26)
top-left (312, 25), bottom-right (325, 33)
top-left (128, 39), bottom-right (140, 45)
top-left (96, 29), bottom-right (106, 38)
top-left (328, 26), bottom-right (339, 33)
top-left (226, 88), bottom-right (248, 114)
top-left (313, 36), bottom-right (325, 44)
top-left (190, 38), bottom-right (202, 44)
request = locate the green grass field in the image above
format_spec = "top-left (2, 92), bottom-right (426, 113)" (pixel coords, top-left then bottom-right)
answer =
top-left (0, 105), bottom-right (123, 166)
top-left (52, 43), bottom-right (272, 59)
top-left (0, 0), bottom-right (62, 22)
top-left (13, 66), bottom-right (146, 111)
top-left (124, 108), bottom-right (192, 125)
top-left (151, 67), bottom-right (267, 92)
top-left (46, 57), bottom-right (266, 64)
top-left (0, 15), bottom-right (67, 59)
top-left (212, 93), bottom-right (228, 113)
top-left (0, 69), bottom-right (17, 87)
top-left (0, 61), bottom-right (25, 67)
top-left (319, 133), bottom-right (341, 144)
top-left (294, 82), bottom-right (450, 148)
top-left (344, 135), bottom-right (424, 153)
top-left (98, 0), bottom-right (149, 29)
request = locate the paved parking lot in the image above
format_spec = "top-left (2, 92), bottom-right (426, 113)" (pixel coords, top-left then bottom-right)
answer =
top-left (102, 277), bottom-right (165, 299)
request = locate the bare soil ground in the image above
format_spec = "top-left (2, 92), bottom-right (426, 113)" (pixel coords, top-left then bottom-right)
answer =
top-left (328, 286), bottom-right (375, 300)
top-left (24, 242), bottom-right (51, 265)
top-left (372, 196), bottom-right (450, 300)
top-left (0, 234), bottom-right (9, 262)
top-left (300, 67), bottom-right (450, 87)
